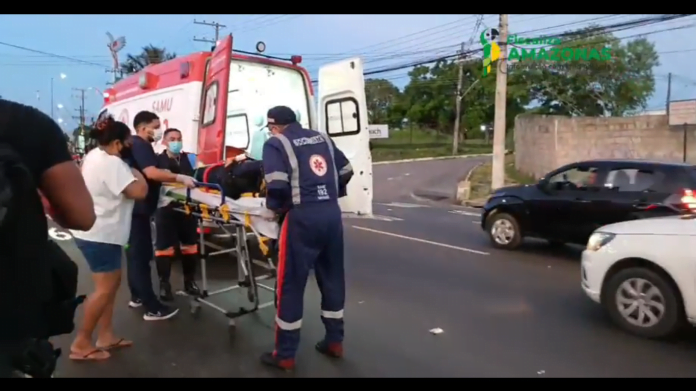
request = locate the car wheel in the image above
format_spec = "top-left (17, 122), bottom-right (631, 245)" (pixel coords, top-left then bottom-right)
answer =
top-left (604, 267), bottom-right (685, 339)
top-left (486, 212), bottom-right (522, 250)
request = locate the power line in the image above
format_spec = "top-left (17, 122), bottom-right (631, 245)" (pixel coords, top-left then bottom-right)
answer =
top-left (193, 19), bottom-right (227, 45)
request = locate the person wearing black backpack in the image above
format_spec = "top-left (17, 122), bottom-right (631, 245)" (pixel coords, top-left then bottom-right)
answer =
top-left (0, 99), bottom-right (96, 377)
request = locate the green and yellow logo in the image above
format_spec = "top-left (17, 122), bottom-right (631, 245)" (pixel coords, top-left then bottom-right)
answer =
top-left (480, 29), bottom-right (612, 77)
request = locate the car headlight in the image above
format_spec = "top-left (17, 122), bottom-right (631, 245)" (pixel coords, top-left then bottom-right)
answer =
top-left (586, 232), bottom-right (615, 251)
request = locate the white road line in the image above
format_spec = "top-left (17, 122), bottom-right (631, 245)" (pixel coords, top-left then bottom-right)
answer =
top-left (449, 210), bottom-right (480, 217)
top-left (378, 202), bottom-right (429, 208)
top-left (344, 214), bottom-right (404, 222)
top-left (472, 221), bottom-right (480, 224)
top-left (351, 226), bottom-right (489, 256)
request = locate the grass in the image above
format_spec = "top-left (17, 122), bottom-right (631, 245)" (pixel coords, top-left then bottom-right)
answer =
top-left (468, 154), bottom-right (536, 200)
top-left (371, 127), bottom-right (492, 162)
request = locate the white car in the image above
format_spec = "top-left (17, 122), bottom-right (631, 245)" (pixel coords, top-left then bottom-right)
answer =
top-left (581, 214), bottom-right (696, 339)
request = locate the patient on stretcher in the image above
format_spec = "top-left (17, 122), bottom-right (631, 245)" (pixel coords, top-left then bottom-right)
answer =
top-left (193, 156), bottom-right (265, 200)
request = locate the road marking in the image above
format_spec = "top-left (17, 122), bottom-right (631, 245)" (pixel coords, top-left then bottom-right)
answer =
top-left (472, 221), bottom-right (480, 224)
top-left (378, 202), bottom-right (429, 208)
top-left (49, 227), bottom-right (73, 241)
top-left (449, 210), bottom-right (480, 217)
top-left (351, 226), bottom-right (489, 256)
top-left (344, 214), bottom-right (404, 222)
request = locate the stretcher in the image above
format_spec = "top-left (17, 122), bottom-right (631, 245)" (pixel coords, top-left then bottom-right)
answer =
top-left (158, 182), bottom-right (278, 334)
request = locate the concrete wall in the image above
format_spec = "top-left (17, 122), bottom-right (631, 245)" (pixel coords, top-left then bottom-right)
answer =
top-left (514, 114), bottom-right (696, 179)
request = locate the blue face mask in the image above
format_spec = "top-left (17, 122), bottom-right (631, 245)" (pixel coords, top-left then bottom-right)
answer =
top-left (168, 141), bottom-right (183, 154)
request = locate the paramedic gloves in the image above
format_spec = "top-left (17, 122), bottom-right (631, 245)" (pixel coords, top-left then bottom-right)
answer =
top-left (175, 174), bottom-right (197, 188)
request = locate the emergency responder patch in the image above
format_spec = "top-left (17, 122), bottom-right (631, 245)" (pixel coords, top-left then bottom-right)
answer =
top-left (309, 154), bottom-right (327, 177)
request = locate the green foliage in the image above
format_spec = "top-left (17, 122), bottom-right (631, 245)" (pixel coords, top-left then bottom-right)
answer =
top-left (121, 45), bottom-right (177, 75)
top-left (364, 26), bottom-right (659, 147)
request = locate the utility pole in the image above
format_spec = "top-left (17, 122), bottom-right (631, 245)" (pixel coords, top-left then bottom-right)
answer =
top-left (491, 14), bottom-right (509, 191)
top-left (72, 88), bottom-right (87, 137)
top-left (452, 15), bottom-right (483, 155)
top-left (105, 69), bottom-right (122, 85)
top-left (452, 42), bottom-right (466, 155)
top-left (666, 72), bottom-right (672, 116)
top-left (193, 19), bottom-right (226, 45)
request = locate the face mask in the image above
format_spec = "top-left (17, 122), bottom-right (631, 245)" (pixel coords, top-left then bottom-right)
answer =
top-left (168, 141), bottom-right (183, 154)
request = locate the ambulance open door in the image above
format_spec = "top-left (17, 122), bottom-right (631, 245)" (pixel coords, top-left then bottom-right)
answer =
top-left (318, 58), bottom-right (373, 216)
top-left (198, 35), bottom-right (233, 165)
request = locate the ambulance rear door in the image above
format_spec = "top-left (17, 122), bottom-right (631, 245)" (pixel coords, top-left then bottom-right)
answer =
top-left (198, 34), bottom-right (233, 164)
top-left (317, 57), bottom-right (372, 216)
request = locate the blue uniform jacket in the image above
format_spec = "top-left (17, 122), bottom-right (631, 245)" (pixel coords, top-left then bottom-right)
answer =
top-left (262, 123), bottom-right (353, 212)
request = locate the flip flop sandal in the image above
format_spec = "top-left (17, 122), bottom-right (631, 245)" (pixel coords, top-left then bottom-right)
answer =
top-left (69, 349), bottom-right (110, 361)
top-left (97, 338), bottom-right (133, 351)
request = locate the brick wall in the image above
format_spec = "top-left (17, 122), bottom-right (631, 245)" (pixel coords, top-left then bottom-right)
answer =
top-left (514, 114), bottom-right (696, 179)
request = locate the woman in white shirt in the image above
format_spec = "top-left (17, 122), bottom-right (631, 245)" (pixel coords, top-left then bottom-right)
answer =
top-left (69, 116), bottom-right (148, 361)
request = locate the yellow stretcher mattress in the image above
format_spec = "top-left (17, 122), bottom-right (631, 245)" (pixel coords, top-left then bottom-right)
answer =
top-left (159, 184), bottom-right (279, 240)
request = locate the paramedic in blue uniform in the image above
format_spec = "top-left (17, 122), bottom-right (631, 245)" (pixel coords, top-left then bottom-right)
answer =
top-left (259, 106), bottom-right (354, 371)
top-left (126, 111), bottom-right (196, 321)
top-left (154, 128), bottom-right (201, 301)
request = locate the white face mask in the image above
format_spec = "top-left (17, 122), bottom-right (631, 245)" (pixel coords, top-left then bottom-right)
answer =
top-left (153, 128), bottom-right (164, 142)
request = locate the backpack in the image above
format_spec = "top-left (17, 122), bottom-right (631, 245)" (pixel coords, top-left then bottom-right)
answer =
top-left (0, 143), bottom-right (84, 339)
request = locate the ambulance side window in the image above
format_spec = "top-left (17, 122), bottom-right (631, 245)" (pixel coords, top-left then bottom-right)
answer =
top-left (202, 82), bottom-right (219, 127)
top-left (325, 98), bottom-right (360, 137)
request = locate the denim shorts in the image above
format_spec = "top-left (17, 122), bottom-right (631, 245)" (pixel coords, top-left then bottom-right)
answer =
top-left (74, 238), bottom-right (123, 273)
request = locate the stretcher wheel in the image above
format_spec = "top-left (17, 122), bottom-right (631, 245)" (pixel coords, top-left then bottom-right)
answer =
top-left (190, 302), bottom-right (201, 318)
top-left (247, 290), bottom-right (255, 303)
top-left (228, 320), bottom-right (236, 337)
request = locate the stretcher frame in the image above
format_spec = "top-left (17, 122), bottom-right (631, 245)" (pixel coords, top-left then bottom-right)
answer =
top-left (167, 182), bottom-right (277, 334)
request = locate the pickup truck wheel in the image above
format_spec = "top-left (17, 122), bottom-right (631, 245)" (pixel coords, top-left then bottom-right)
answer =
top-left (486, 212), bottom-right (522, 250)
top-left (603, 267), bottom-right (685, 339)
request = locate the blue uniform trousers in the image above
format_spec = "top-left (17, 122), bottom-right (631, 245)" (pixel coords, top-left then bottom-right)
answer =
top-left (126, 214), bottom-right (161, 312)
top-left (274, 202), bottom-right (345, 359)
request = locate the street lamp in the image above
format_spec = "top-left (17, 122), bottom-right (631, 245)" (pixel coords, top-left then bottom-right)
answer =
top-left (51, 73), bottom-right (67, 120)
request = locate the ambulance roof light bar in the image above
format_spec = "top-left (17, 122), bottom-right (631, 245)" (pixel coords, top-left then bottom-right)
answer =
top-left (233, 48), bottom-right (296, 64)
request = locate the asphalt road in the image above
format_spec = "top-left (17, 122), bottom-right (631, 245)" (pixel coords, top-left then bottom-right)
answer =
top-left (372, 156), bottom-right (489, 203)
top-left (45, 158), bottom-right (696, 377)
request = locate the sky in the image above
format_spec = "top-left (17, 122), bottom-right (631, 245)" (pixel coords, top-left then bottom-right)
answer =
top-left (0, 14), bottom-right (694, 133)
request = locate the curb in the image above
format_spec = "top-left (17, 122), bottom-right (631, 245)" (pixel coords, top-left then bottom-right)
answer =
top-left (373, 153), bottom-right (493, 166)
top-left (455, 161), bottom-right (484, 204)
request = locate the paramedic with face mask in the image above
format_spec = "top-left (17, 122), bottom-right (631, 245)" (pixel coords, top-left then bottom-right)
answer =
top-left (260, 106), bottom-right (354, 371)
top-left (126, 111), bottom-right (196, 321)
top-left (154, 128), bottom-right (201, 301)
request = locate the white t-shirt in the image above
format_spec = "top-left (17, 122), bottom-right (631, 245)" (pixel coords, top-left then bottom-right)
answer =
top-left (71, 148), bottom-right (136, 246)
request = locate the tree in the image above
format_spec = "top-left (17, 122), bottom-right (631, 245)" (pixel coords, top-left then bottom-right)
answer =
top-left (121, 45), bottom-right (177, 75)
top-left (514, 26), bottom-right (658, 117)
top-left (365, 78), bottom-right (403, 127)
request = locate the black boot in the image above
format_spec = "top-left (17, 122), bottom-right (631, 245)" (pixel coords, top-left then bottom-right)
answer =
top-left (260, 352), bottom-right (295, 371)
top-left (159, 279), bottom-right (174, 302)
top-left (315, 340), bottom-right (343, 358)
top-left (184, 279), bottom-right (201, 297)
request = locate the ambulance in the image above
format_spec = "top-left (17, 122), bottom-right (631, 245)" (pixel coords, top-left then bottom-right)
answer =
top-left (100, 35), bottom-right (372, 216)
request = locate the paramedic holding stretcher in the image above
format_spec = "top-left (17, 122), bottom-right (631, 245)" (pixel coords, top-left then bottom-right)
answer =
top-left (154, 128), bottom-right (201, 301)
top-left (126, 111), bottom-right (196, 321)
top-left (260, 106), bottom-right (354, 371)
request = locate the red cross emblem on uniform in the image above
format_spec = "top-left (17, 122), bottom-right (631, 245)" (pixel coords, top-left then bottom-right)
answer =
top-left (309, 154), bottom-right (327, 177)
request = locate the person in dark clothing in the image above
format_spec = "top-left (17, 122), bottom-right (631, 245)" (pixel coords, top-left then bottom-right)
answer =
top-left (0, 99), bottom-right (96, 377)
top-left (259, 106), bottom-right (353, 371)
top-left (125, 111), bottom-right (196, 321)
top-left (154, 128), bottom-right (201, 301)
